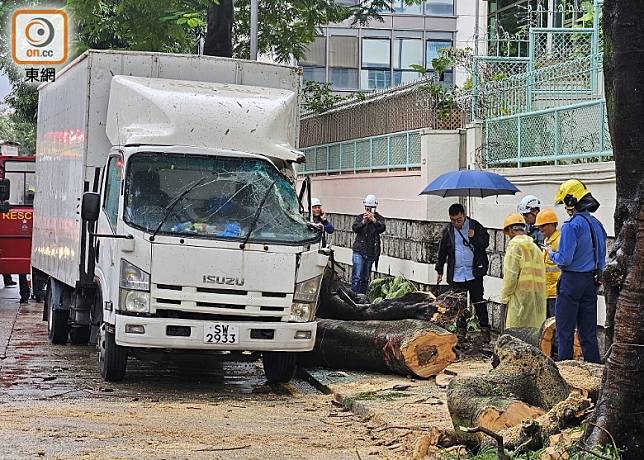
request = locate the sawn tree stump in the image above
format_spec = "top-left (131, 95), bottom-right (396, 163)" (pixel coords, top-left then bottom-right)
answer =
top-left (447, 335), bottom-right (571, 446)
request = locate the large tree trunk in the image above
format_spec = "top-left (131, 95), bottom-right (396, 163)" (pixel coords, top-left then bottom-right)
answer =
top-left (203, 0), bottom-right (234, 57)
top-left (301, 319), bottom-right (458, 378)
top-left (583, 1), bottom-right (644, 457)
top-left (448, 335), bottom-right (571, 446)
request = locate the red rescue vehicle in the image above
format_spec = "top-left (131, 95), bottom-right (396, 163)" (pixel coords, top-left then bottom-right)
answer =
top-left (0, 154), bottom-right (36, 289)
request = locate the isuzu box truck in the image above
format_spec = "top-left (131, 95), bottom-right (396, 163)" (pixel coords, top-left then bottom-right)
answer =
top-left (33, 50), bottom-right (327, 383)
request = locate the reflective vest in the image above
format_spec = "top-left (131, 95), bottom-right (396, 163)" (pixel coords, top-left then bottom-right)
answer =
top-left (543, 229), bottom-right (561, 299)
top-left (501, 234), bottom-right (547, 329)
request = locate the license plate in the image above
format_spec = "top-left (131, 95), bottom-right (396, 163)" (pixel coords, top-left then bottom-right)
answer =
top-left (204, 323), bottom-right (239, 344)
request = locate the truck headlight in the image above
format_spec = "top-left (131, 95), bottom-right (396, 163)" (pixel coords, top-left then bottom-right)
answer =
top-left (293, 275), bottom-right (322, 303)
top-left (290, 275), bottom-right (322, 322)
top-left (119, 260), bottom-right (150, 313)
top-left (120, 259), bottom-right (150, 291)
top-left (119, 289), bottom-right (150, 313)
top-left (289, 303), bottom-right (314, 322)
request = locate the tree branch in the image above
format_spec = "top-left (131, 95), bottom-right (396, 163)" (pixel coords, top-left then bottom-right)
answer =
top-left (459, 426), bottom-right (509, 460)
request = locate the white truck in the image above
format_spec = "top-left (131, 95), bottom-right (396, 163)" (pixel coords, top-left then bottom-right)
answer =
top-left (32, 50), bottom-right (328, 383)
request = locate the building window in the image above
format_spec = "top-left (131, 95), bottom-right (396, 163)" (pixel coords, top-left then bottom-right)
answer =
top-left (393, 38), bottom-right (423, 85)
top-left (393, 0), bottom-right (423, 15)
top-left (329, 35), bottom-right (359, 89)
top-left (300, 36), bottom-right (327, 84)
top-left (426, 37), bottom-right (453, 84)
top-left (425, 0), bottom-right (454, 16)
top-left (361, 38), bottom-right (391, 90)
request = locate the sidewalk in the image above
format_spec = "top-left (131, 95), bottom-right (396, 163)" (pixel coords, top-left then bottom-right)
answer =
top-left (0, 284), bottom-right (22, 359)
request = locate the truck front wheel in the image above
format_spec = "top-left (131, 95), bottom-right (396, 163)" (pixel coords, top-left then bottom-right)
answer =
top-left (47, 288), bottom-right (69, 345)
top-left (262, 352), bottom-right (297, 384)
top-left (98, 324), bottom-right (127, 381)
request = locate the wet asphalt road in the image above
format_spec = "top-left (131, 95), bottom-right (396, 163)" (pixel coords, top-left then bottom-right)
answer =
top-left (0, 286), bottom-right (394, 460)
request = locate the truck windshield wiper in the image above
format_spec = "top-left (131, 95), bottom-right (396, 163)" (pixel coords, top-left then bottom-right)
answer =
top-left (240, 180), bottom-right (277, 249)
top-left (149, 175), bottom-right (211, 241)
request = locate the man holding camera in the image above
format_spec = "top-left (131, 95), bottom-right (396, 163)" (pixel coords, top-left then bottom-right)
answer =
top-left (547, 179), bottom-right (607, 363)
top-left (351, 194), bottom-right (386, 294)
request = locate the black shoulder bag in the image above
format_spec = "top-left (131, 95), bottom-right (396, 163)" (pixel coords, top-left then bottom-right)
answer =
top-left (577, 214), bottom-right (602, 286)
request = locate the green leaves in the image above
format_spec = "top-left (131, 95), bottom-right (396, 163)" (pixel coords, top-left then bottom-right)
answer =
top-left (302, 81), bottom-right (345, 114)
top-left (367, 275), bottom-right (416, 303)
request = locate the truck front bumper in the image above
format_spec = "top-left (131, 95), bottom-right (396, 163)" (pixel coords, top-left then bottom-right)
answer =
top-left (114, 314), bottom-right (317, 352)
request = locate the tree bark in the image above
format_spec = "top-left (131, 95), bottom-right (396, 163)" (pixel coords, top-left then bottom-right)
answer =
top-left (300, 319), bottom-right (458, 378)
top-left (583, 1), bottom-right (644, 457)
top-left (203, 0), bottom-right (234, 57)
top-left (481, 392), bottom-right (593, 452)
top-left (318, 287), bottom-right (466, 326)
top-left (448, 335), bottom-right (571, 446)
top-left (504, 319), bottom-right (582, 360)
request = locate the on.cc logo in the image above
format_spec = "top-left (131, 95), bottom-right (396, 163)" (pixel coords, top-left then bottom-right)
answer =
top-left (11, 9), bottom-right (67, 65)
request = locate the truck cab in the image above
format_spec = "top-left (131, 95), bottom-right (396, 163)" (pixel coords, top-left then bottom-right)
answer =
top-left (87, 144), bottom-right (326, 383)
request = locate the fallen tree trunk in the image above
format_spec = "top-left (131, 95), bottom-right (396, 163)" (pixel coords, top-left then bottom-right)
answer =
top-left (317, 266), bottom-right (466, 324)
top-left (301, 319), bottom-right (457, 378)
top-left (504, 318), bottom-right (582, 360)
top-left (448, 335), bottom-right (571, 446)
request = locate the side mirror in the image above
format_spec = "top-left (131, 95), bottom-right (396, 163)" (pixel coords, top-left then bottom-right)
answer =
top-left (81, 192), bottom-right (100, 222)
top-left (0, 179), bottom-right (10, 202)
top-left (0, 202), bottom-right (9, 213)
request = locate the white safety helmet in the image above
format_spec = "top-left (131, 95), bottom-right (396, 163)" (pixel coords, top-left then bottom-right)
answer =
top-left (311, 198), bottom-right (322, 207)
top-left (517, 195), bottom-right (542, 214)
top-left (363, 194), bottom-right (378, 208)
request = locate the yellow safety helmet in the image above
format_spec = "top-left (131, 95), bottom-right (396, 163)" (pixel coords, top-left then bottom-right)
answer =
top-left (503, 213), bottom-right (526, 235)
top-left (554, 179), bottom-right (590, 207)
top-left (535, 208), bottom-right (558, 227)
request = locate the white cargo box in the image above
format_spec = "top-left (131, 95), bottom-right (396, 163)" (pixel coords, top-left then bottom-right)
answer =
top-left (33, 50), bottom-right (302, 287)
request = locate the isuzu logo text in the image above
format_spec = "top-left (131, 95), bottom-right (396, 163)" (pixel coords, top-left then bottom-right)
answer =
top-left (202, 275), bottom-right (245, 286)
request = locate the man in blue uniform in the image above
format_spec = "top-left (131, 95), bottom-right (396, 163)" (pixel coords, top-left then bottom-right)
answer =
top-left (547, 179), bottom-right (606, 363)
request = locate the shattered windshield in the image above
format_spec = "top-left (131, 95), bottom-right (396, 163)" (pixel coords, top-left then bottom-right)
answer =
top-left (124, 153), bottom-right (319, 245)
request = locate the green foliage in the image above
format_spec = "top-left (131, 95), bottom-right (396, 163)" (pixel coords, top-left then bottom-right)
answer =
top-left (576, 1), bottom-right (594, 28)
top-left (302, 81), bottom-right (345, 114)
top-left (0, 114), bottom-right (36, 154)
top-left (367, 275), bottom-right (416, 302)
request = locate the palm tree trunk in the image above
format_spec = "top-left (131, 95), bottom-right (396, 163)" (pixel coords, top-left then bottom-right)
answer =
top-left (583, 1), bottom-right (644, 457)
top-left (203, 0), bottom-right (234, 57)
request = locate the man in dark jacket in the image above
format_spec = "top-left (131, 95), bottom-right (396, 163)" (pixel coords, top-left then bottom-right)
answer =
top-left (311, 198), bottom-right (334, 247)
top-left (435, 203), bottom-right (490, 341)
top-left (351, 194), bottom-right (386, 294)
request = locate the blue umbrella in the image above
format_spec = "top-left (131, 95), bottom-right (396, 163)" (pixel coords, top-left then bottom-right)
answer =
top-left (420, 169), bottom-right (520, 198)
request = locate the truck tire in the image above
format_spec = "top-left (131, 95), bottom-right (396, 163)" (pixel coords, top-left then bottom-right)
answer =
top-left (69, 326), bottom-right (91, 345)
top-left (98, 324), bottom-right (127, 381)
top-left (262, 352), bottom-right (297, 384)
top-left (47, 289), bottom-right (69, 345)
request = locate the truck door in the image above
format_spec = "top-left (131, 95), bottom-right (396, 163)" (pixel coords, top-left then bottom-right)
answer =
top-left (96, 155), bottom-right (123, 283)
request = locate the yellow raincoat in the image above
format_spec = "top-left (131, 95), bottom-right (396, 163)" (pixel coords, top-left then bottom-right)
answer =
top-left (543, 229), bottom-right (561, 299)
top-left (501, 234), bottom-right (547, 329)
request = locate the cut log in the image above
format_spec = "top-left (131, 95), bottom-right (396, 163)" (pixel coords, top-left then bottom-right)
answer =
top-left (481, 392), bottom-right (593, 452)
top-left (503, 318), bottom-right (583, 361)
top-left (300, 319), bottom-right (457, 378)
top-left (539, 317), bottom-right (583, 360)
top-left (447, 335), bottom-right (571, 446)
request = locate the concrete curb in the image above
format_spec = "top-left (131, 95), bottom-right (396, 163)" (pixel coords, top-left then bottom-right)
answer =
top-left (298, 367), bottom-right (382, 420)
